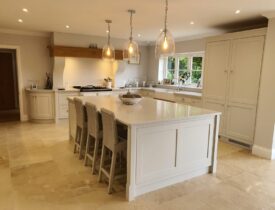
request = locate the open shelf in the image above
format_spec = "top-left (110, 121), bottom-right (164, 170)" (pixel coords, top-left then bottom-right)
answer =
top-left (48, 45), bottom-right (123, 60)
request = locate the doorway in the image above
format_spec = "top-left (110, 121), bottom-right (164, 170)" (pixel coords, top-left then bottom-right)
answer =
top-left (0, 49), bottom-right (20, 122)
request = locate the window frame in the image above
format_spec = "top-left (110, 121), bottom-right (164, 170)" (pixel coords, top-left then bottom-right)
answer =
top-left (159, 51), bottom-right (204, 87)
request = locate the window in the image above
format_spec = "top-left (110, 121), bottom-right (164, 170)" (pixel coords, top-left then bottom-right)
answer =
top-left (158, 52), bottom-right (204, 87)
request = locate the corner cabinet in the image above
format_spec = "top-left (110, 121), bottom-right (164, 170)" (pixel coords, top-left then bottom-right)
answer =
top-left (203, 29), bottom-right (266, 146)
top-left (26, 89), bottom-right (55, 122)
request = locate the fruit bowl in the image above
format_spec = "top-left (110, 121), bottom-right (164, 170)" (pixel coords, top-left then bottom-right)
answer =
top-left (119, 91), bottom-right (142, 105)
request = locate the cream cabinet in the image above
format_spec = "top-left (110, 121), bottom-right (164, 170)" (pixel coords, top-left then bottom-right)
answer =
top-left (57, 91), bottom-right (79, 119)
top-left (27, 90), bottom-right (55, 122)
top-left (203, 29), bottom-right (265, 146)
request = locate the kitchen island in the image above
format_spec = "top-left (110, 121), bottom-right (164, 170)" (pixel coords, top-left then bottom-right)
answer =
top-left (68, 95), bottom-right (220, 201)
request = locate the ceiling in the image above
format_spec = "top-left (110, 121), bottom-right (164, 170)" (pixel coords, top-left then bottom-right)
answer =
top-left (0, 0), bottom-right (274, 41)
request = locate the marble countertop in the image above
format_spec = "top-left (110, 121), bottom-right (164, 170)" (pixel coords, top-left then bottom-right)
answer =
top-left (25, 88), bottom-right (54, 93)
top-left (113, 87), bottom-right (202, 98)
top-left (27, 87), bottom-right (202, 98)
top-left (77, 95), bottom-right (219, 126)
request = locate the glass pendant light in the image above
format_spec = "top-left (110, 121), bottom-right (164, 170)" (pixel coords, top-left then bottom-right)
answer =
top-left (102, 20), bottom-right (115, 60)
top-left (123, 9), bottom-right (139, 62)
top-left (155, 0), bottom-right (175, 58)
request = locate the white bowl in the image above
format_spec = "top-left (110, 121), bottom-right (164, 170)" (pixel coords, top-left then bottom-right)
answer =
top-left (119, 94), bottom-right (142, 105)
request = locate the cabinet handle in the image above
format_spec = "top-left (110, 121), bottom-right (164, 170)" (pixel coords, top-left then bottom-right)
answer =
top-left (224, 69), bottom-right (228, 73)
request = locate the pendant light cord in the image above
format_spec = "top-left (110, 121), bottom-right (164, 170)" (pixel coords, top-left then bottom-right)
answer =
top-left (164, 0), bottom-right (168, 35)
top-left (107, 22), bottom-right (111, 45)
top-left (129, 11), bottom-right (133, 42)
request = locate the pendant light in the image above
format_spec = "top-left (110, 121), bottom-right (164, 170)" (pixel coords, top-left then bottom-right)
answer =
top-left (102, 20), bottom-right (115, 60)
top-left (155, 0), bottom-right (175, 58)
top-left (123, 9), bottom-right (139, 61)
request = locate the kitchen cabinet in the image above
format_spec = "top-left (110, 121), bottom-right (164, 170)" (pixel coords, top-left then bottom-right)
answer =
top-left (27, 90), bottom-right (55, 122)
top-left (57, 91), bottom-right (79, 119)
top-left (203, 28), bottom-right (265, 146)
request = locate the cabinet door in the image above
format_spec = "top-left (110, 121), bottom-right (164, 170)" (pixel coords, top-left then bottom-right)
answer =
top-left (203, 40), bottom-right (230, 102)
top-left (36, 94), bottom-right (54, 119)
top-left (226, 104), bottom-right (257, 145)
top-left (203, 100), bottom-right (226, 135)
top-left (28, 94), bottom-right (37, 118)
top-left (228, 36), bottom-right (264, 105)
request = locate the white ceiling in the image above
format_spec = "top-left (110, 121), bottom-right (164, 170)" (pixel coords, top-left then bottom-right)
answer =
top-left (0, 0), bottom-right (274, 41)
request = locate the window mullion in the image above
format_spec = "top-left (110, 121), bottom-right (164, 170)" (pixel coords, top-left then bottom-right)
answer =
top-left (175, 57), bottom-right (179, 82)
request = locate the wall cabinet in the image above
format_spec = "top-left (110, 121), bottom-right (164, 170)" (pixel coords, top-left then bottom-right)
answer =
top-left (27, 90), bottom-right (55, 122)
top-left (203, 29), bottom-right (265, 146)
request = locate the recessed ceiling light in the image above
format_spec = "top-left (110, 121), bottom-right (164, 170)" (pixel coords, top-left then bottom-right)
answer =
top-left (190, 21), bottom-right (194, 25)
top-left (18, 19), bottom-right (23, 23)
top-left (138, 34), bottom-right (141, 37)
top-left (22, 8), bottom-right (28, 13)
top-left (160, 29), bottom-right (163, 32)
top-left (235, 10), bottom-right (240, 14)
top-left (106, 30), bottom-right (109, 33)
top-left (65, 25), bottom-right (70, 29)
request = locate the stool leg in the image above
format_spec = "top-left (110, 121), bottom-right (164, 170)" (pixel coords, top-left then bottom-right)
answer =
top-left (79, 128), bottom-right (86, 159)
top-left (84, 135), bottom-right (90, 166)
top-left (108, 151), bottom-right (117, 194)
top-left (92, 138), bottom-right (99, 174)
top-left (74, 127), bottom-right (79, 153)
top-left (98, 146), bottom-right (105, 182)
top-left (78, 128), bottom-right (83, 159)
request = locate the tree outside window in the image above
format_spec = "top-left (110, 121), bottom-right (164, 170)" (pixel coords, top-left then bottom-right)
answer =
top-left (163, 53), bottom-right (204, 87)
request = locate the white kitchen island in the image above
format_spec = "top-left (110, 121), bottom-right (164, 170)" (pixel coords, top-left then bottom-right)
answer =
top-left (68, 95), bottom-right (221, 201)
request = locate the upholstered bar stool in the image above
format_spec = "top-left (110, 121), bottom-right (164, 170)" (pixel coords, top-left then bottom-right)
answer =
top-left (98, 108), bottom-right (127, 194)
top-left (84, 102), bottom-right (103, 174)
top-left (73, 97), bottom-right (87, 159)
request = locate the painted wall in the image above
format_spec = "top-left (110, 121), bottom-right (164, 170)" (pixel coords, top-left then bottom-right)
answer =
top-left (146, 38), bottom-right (206, 81)
top-left (0, 32), bottom-right (51, 120)
top-left (253, 18), bottom-right (275, 159)
top-left (53, 32), bottom-right (148, 87)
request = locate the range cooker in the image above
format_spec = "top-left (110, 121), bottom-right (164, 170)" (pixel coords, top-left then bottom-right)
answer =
top-left (73, 85), bottom-right (112, 92)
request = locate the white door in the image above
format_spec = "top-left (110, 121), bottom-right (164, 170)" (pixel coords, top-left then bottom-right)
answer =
top-left (226, 104), bottom-right (257, 145)
top-left (203, 40), bottom-right (230, 102)
top-left (36, 94), bottom-right (54, 119)
top-left (228, 36), bottom-right (265, 105)
top-left (203, 99), bottom-right (226, 135)
top-left (226, 36), bottom-right (264, 145)
top-left (28, 94), bottom-right (37, 119)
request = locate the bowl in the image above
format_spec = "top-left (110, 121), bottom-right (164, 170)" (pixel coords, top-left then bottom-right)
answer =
top-left (119, 92), bottom-right (142, 105)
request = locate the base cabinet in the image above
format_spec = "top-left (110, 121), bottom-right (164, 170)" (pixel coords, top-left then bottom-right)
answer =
top-left (27, 90), bottom-right (55, 122)
top-left (57, 91), bottom-right (79, 119)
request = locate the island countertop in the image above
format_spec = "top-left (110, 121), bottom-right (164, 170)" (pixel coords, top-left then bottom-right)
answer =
top-left (75, 95), bottom-right (220, 126)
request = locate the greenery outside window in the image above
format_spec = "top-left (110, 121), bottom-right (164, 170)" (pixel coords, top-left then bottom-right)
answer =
top-left (158, 52), bottom-right (204, 88)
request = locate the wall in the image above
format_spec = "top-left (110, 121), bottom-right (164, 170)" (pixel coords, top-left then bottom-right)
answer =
top-left (253, 17), bottom-right (275, 159)
top-left (0, 32), bottom-right (51, 120)
top-left (146, 38), bottom-right (206, 81)
top-left (53, 32), bottom-right (148, 88)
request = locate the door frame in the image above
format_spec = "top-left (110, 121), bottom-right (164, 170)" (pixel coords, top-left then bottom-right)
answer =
top-left (0, 45), bottom-right (25, 121)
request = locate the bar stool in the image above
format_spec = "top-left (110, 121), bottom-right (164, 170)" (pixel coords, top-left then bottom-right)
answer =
top-left (73, 98), bottom-right (87, 159)
top-left (98, 108), bottom-right (127, 194)
top-left (84, 102), bottom-right (103, 174)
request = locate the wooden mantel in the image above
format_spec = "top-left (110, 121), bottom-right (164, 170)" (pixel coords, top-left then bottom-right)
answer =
top-left (48, 45), bottom-right (123, 60)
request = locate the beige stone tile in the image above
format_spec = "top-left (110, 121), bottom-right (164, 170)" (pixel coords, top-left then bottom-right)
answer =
top-left (1, 120), bottom-right (275, 210)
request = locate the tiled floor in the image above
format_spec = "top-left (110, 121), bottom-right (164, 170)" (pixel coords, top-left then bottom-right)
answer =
top-left (0, 120), bottom-right (275, 210)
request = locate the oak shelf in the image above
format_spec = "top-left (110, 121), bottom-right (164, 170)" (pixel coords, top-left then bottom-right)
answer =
top-left (48, 45), bottom-right (123, 60)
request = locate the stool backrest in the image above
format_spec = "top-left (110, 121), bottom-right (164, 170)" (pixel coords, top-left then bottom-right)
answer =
top-left (74, 98), bottom-right (86, 127)
top-left (101, 108), bottom-right (118, 151)
top-left (86, 102), bottom-right (101, 138)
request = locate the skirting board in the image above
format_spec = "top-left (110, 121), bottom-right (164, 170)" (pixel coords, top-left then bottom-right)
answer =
top-left (252, 145), bottom-right (275, 160)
